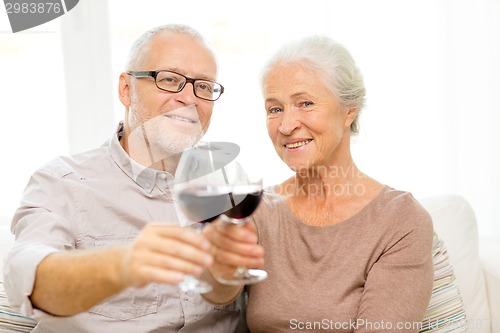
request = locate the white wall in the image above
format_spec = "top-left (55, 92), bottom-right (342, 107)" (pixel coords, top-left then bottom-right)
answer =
top-left (60, 0), bottom-right (115, 153)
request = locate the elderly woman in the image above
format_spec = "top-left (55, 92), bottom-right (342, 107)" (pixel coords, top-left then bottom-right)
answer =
top-left (205, 35), bottom-right (434, 333)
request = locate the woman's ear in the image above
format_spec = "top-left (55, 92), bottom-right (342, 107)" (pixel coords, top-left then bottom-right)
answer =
top-left (118, 72), bottom-right (132, 107)
top-left (344, 106), bottom-right (358, 129)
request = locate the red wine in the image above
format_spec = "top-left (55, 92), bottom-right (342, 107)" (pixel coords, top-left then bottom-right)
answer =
top-left (223, 189), bottom-right (262, 219)
top-left (176, 185), bottom-right (263, 223)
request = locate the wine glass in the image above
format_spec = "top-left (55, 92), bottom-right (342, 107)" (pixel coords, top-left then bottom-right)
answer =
top-left (170, 141), bottom-right (240, 293)
top-left (170, 149), bottom-right (215, 294)
top-left (212, 160), bottom-right (268, 285)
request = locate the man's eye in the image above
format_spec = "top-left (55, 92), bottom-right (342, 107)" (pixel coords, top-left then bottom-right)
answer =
top-left (159, 76), bottom-right (177, 84)
top-left (196, 83), bottom-right (213, 92)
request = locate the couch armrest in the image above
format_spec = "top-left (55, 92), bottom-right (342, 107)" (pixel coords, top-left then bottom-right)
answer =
top-left (479, 235), bottom-right (500, 331)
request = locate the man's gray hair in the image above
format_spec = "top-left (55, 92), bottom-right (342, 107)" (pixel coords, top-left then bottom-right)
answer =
top-left (125, 24), bottom-right (214, 71)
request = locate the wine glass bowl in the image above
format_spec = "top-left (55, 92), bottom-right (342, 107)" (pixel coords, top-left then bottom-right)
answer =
top-left (218, 184), bottom-right (263, 225)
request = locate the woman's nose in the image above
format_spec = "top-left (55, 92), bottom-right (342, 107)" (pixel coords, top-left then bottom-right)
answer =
top-left (278, 110), bottom-right (301, 135)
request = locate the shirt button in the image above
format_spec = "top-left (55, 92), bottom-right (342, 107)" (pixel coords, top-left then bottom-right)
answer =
top-left (160, 173), bottom-right (167, 179)
top-left (145, 182), bottom-right (151, 188)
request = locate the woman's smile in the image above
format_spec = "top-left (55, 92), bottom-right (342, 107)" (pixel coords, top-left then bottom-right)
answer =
top-left (283, 139), bottom-right (313, 150)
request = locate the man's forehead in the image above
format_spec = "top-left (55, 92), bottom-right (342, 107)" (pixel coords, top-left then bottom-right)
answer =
top-left (145, 33), bottom-right (217, 78)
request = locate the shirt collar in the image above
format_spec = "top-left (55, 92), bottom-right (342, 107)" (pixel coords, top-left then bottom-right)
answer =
top-left (109, 122), bottom-right (174, 193)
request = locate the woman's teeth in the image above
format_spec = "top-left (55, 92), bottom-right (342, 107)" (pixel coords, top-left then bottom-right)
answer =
top-left (285, 140), bottom-right (312, 149)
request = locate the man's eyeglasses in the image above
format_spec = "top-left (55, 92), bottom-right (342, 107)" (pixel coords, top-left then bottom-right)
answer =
top-left (126, 70), bottom-right (224, 101)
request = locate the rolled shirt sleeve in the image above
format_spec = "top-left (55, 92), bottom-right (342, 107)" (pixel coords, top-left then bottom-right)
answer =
top-left (4, 242), bottom-right (58, 319)
top-left (4, 163), bottom-right (79, 320)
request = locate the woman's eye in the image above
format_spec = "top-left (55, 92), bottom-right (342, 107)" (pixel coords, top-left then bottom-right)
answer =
top-left (268, 107), bottom-right (283, 114)
top-left (301, 101), bottom-right (313, 107)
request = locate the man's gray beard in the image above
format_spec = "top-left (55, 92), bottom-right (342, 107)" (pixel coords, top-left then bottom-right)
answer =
top-left (128, 96), bottom-right (204, 156)
top-left (154, 128), bottom-right (203, 154)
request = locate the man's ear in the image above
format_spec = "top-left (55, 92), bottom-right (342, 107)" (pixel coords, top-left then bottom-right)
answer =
top-left (118, 72), bottom-right (132, 107)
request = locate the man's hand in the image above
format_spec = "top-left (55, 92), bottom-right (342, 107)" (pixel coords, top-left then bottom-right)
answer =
top-left (120, 224), bottom-right (214, 288)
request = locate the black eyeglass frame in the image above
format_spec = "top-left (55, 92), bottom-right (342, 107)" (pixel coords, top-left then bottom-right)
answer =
top-left (126, 70), bottom-right (224, 101)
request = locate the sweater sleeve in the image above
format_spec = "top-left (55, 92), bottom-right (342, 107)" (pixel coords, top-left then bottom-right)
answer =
top-left (355, 195), bottom-right (434, 333)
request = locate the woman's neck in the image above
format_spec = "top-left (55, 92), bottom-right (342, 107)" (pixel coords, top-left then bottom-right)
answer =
top-left (277, 158), bottom-right (376, 202)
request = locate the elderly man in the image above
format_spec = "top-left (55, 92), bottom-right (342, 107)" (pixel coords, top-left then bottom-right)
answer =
top-left (3, 24), bottom-right (263, 333)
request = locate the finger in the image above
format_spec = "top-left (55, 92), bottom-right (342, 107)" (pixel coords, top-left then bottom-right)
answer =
top-left (210, 220), bottom-right (258, 244)
top-left (206, 224), bottom-right (262, 257)
top-left (135, 233), bottom-right (213, 268)
top-left (242, 220), bottom-right (258, 233)
top-left (123, 247), bottom-right (211, 288)
top-left (146, 224), bottom-right (212, 251)
top-left (134, 251), bottom-right (207, 276)
top-left (213, 233), bottom-right (263, 258)
top-left (213, 246), bottom-right (265, 269)
top-left (133, 266), bottom-right (185, 286)
top-left (121, 246), bottom-right (186, 288)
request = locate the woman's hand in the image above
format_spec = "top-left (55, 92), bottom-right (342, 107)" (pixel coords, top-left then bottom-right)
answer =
top-left (203, 219), bottom-right (265, 282)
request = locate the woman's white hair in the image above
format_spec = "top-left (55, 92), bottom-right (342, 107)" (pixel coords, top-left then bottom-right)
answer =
top-left (260, 35), bottom-right (366, 134)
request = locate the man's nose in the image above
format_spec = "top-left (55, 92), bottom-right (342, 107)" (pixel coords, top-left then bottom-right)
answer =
top-left (176, 81), bottom-right (197, 104)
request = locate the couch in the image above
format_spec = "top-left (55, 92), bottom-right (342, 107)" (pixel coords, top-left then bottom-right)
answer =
top-left (0, 194), bottom-right (499, 332)
top-left (418, 195), bottom-right (500, 333)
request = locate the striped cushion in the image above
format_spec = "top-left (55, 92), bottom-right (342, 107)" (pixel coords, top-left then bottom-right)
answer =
top-left (420, 233), bottom-right (467, 333)
top-left (0, 282), bottom-right (37, 332)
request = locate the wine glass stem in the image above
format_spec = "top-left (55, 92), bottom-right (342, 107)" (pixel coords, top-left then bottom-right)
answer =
top-left (220, 214), bottom-right (246, 226)
top-left (177, 222), bottom-right (213, 293)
